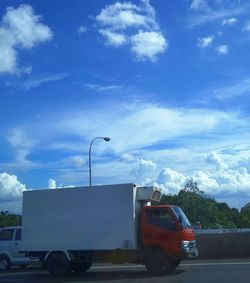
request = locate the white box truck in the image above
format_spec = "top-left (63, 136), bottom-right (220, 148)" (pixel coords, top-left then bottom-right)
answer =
top-left (21, 183), bottom-right (197, 276)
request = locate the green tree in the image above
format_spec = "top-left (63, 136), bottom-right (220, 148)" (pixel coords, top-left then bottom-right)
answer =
top-left (239, 203), bottom-right (250, 228)
top-left (158, 179), bottom-right (241, 229)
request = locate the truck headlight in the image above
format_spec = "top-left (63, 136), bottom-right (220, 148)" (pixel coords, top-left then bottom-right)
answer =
top-left (181, 241), bottom-right (190, 251)
top-left (181, 240), bottom-right (196, 251)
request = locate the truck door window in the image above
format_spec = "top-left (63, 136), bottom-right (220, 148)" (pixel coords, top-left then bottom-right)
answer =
top-left (146, 209), bottom-right (177, 231)
top-left (15, 229), bottom-right (21, 241)
top-left (0, 229), bottom-right (14, 241)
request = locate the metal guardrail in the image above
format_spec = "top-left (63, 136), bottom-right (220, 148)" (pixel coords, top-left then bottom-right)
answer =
top-left (195, 228), bottom-right (250, 234)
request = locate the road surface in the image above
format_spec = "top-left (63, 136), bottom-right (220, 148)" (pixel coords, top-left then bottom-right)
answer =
top-left (0, 258), bottom-right (250, 283)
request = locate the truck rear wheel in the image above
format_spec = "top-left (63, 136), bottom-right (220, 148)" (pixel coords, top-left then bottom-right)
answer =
top-left (144, 248), bottom-right (174, 275)
top-left (48, 252), bottom-right (70, 277)
top-left (72, 262), bottom-right (92, 273)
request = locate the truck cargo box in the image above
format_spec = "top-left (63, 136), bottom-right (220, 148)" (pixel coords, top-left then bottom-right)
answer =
top-left (22, 184), bottom-right (150, 252)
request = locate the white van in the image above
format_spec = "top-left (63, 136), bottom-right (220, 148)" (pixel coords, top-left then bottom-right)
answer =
top-left (0, 226), bottom-right (32, 271)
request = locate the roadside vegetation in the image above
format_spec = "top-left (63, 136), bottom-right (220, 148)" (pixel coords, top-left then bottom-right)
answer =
top-left (158, 179), bottom-right (250, 229)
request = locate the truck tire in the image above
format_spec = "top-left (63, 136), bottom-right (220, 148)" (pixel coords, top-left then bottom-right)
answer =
top-left (72, 262), bottom-right (92, 273)
top-left (144, 248), bottom-right (174, 275)
top-left (0, 255), bottom-right (10, 272)
top-left (170, 259), bottom-right (180, 270)
top-left (48, 252), bottom-right (70, 277)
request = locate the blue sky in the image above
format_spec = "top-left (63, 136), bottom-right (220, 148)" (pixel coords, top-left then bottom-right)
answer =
top-left (1, 0), bottom-right (250, 211)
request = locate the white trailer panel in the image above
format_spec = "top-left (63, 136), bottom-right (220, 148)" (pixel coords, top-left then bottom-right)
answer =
top-left (22, 184), bottom-right (138, 251)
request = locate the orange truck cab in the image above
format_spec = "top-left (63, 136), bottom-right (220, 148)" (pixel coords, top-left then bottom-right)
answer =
top-left (139, 204), bottom-right (198, 274)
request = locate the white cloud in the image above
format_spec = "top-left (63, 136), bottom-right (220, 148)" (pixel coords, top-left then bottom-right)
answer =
top-left (205, 152), bottom-right (226, 169)
top-left (190, 0), bottom-right (210, 11)
top-left (7, 127), bottom-right (34, 148)
top-left (215, 44), bottom-right (228, 55)
top-left (155, 168), bottom-right (186, 194)
top-left (136, 155), bottom-right (250, 208)
top-left (6, 102), bottom-right (250, 208)
top-left (82, 83), bottom-right (125, 92)
top-left (197, 36), bottom-right (214, 48)
top-left (99, 29), bottom-right (127, 46)
top-left (130, 30), bottom-right (167, 61)
top-left (134, 158), bottom-right (158, 184)
top-left (70, 156), bottom-right (85, 167)
top-left (48, 178), bottom-right (56, 189)
top-left (198, 78), bottom-right (250, 102)
top-left (0, 172), bottom-right (26, 212)
top-left (0, 4), bottom-right (53, 75)
top-left (95, 0), bottom-right (167, 61)
top-left (222, 17), bottom-right (237, 26)
top-left (243, 20), bottom-right (250, 31)
top-left (38, 104), bottom-right (244, 155)
top-left (20, 73), bottom-right (69, 91)
top-left (78, 25), bottom-right (87, 35)
top-left (187, 5), bottom-right (246, 28)
top-left (120, 153), bottom-right (135, 162)
top-left (6, 128), bottom-right (38, 170)
top-left (96, 1), bottom-right (156, 30)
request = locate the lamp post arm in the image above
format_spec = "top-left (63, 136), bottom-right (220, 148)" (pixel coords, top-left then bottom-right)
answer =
top-left (88, 137), bottom-right (111, 187)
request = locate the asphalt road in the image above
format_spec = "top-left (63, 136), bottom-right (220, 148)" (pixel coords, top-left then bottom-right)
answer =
top-left (1, 258), bottom-right (250, 283)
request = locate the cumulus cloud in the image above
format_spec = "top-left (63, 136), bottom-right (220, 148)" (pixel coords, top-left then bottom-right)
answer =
top-left (222, 17), bottom-right (237, 26)
top-left (130, 30), bottom-right (167, 61)
top-left (95, 0), bottom-right (167, 61)
top-left (155, 168), bottom-right (186, 194)
top-left (197, 36), bottom-right (214, 48)
top-left (48, 178), bottom-right (57, 189)
top-left (215, 44), bottom-right (228, 55)
top-left (99, 29), bottom-right (127, 46)
top-left (0, 4), bottom-right (53, 75)
top-left (0, 172), bottom-right (26, 212)
top-left (135, 155), bottom-right (250, 208)
top-left (134, 158), bottom-right (158, 184)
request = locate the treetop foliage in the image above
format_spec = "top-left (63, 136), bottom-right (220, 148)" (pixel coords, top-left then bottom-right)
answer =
top-left (158, 178), bottom-right (249, 229)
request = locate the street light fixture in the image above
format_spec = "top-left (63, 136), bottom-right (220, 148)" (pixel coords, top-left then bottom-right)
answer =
top-left (89, 137), bottom-right (111, 186)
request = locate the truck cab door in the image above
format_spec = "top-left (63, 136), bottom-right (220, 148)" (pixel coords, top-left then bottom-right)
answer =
top-left (12, 228), bottom-right (23, 258)
top-left (141, 207), bottom-right (181, 255)
top-left (0, 228), bottom-right (15, 258)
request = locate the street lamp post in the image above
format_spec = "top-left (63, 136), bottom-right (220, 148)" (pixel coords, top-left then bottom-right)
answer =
top-left (89, 137), bottom-right (111, 186)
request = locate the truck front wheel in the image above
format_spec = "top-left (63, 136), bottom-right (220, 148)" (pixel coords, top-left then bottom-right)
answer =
top-left (72, 262), bottom-right (92, 273)
top-left (48, 252), bottom-right (70, 277)
top-left (144, 248), bottom-right (174, 275)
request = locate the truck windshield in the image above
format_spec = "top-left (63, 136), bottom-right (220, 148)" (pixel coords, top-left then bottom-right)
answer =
top-left (172, 206), bottom-right (192, 229)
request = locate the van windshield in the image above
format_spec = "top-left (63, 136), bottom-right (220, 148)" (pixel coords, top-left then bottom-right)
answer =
top-left (172, 206), bottom-right (192, 229)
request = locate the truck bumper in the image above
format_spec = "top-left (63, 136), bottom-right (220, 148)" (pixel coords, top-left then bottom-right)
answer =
top-left (181, 248), bottom-right (199, 258)
top-left (180, 240), bottom-right (199, 258)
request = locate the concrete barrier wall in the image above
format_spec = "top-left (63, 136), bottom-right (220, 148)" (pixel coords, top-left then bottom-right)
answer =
top-left (196, 232), bottom-right (250, 258)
